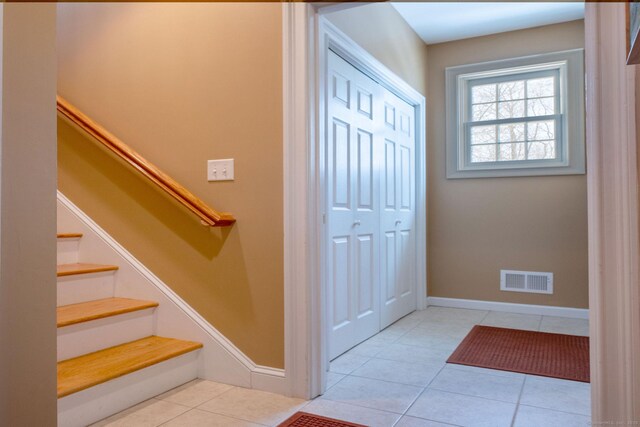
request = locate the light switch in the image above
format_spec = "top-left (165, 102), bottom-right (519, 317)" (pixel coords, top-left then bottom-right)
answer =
top-left (207, 159), bottom-right (234, 181)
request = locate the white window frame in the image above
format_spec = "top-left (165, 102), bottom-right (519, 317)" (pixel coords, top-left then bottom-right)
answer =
top-left (446, 49), bottom-right (585, 179)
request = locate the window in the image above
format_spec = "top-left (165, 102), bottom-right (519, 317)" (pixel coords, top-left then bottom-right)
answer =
top-left (446, 49), bottom-right (585, 179)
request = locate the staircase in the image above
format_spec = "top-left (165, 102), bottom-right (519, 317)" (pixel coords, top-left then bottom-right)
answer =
top-left (56, 233), bottom-right (203, 427)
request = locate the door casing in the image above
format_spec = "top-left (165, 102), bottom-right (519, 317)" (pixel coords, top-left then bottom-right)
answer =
top-left (317, 16), bottom-right (427, 394)
top-left (282, 4), bottom-right (427, 399)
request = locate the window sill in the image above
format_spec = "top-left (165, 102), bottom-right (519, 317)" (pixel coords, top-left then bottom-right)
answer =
top-left (446, 164), bottom-right (586, 179)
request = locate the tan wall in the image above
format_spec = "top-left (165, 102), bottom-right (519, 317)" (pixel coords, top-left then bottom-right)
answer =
top-left (57, 3), bottom-right (284, 367)
top-left (325, 4), bottom-right (429, 96)
top-left (0, 4), bottom-right (58, 425)
top-left (427, 20), bottom-right (588, 308)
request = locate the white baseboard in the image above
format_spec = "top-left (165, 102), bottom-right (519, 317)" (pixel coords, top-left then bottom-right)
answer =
top-left (57, 191), bottom-right (287, 394)
top-left (426, 296), bottom-right (589, 319)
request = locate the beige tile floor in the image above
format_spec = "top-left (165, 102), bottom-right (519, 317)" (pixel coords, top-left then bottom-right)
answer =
top-left (91, 307), bottom-right (591, 427)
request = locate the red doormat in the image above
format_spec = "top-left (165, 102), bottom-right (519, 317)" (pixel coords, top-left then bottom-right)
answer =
top-left (447, 325), bottom-right (590, 382)
top-left (278, 412), bottom-right (366, 427)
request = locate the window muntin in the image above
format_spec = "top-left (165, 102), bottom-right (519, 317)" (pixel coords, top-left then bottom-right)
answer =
top-left (465, 69), bottom-right (561, 165)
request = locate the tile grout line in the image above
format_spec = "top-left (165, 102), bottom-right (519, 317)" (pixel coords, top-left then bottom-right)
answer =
top-left (478, 310), bottom-right (492, 323)
top-left (333, 368), bottom-right (441, 390)
top-left (392, 330), bottom-right (480, 427)
top-left (155, 405), bottom-right (193, 427)
top-left (515, 400), bottom-right (592, 418)
top-left (372, 353), bottom-right (450, 366)
top-left (415, 385), bottom-right (525, 405)
top-left (150, 396), bottom-right (192, 410)
top-left (317, 395), bottom-right (408, 418)
top-left (509, 376), bottom-right (528, 427)
top-left (191, 388), bottom-right (285, 426)
top-left (444, 364), bottom-right (525, 380)
top-left (169, 383), bottom-right (238, 405)
top-left (347, 365), bottom-right (448, 389)
top-left (392, 360), bottom-right (450, 427)
top-left (93, 396), bottom-right (194, 427)
top-left (190, 385), bottom-right (237, 409)
top-left (157, 384), bottom-right (288, 427)
top-left (377, 338), bottom-right (461, 349)
top-left (324, 371), bottom-right (348, 392)
top-left (324, 360), bottom-right (427, 418)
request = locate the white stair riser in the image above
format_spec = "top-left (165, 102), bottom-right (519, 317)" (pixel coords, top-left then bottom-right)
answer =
top-left (58, 350), bottom-right (199, 427)
top-left (57, 193), bottom-right (280, 407)
top-left (57, 272), bottom-right (115, 306)
top-left (57, 309), bottom-right (157, 361)
top-left (57, 238), bottom-right (80, 264)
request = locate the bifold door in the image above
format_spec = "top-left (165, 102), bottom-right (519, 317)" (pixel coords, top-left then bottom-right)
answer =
top-left (380, 89), bottom-right (417, 329)
top-left (327, 50), bottom-right (417, 360)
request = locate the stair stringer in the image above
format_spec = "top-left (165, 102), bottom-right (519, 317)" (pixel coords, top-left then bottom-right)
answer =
top-left (57, 191), bottom-right (287, 395)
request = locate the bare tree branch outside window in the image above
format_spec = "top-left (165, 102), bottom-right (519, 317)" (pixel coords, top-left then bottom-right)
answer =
top-left (469, 75), bottom-right (557, 163)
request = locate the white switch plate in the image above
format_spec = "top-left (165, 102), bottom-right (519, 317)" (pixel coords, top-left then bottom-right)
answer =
top-left (207, 159), bottom-right (234, 181)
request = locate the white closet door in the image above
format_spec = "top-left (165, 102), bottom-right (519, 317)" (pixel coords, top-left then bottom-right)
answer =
top-left (380, 88), bottom-right (417, 329)
top-left (327, 51), bottom-right (382, 360)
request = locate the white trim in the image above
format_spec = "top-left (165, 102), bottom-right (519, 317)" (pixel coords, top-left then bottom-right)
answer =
top-left (57, 191), bottom-right (286, 392)
top-left (445, 49), bottom-right (585, 179)
top-left (427, 297), bottom-right (588, 320)
top-left (315, 3), bottom-right (364, 16)
top-left (282, 2), bottom-right (322, 399)
top-left (585, 4), bottom-right (640, 420)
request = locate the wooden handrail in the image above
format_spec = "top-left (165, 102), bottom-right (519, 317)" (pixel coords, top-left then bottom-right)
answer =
top-left (57, 96), bottom-right (235, 227)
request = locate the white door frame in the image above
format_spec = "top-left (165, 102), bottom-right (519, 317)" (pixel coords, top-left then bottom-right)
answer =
top-left (584, 3), bottom-right (640, 421)
top-left (282, 3), bottom-right (427, 399)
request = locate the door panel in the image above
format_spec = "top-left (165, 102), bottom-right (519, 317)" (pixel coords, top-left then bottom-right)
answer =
top-left (400, 146), bottom-right (412, 210)
top-left (332, 236), bottom-right (351, 329)
top-left (384, 231), bottom-right (396, 303)
top-left (380, 88), bottom-right (417, 329)
top-left (333, 73), bottom-right (350, 106)
top-left (399, 229), bottom-right (414, 296)
top-left (357, 130), bottom-right (373, 210)
top-left (384, 140), bottom-right (396, 209)
top-left (332, 119), bottom-right (350, 209)
top-left (357, 88), bottom-right (373, 119)
top-left (356, 234), bottom-right (374, 316)
top-left (327, 51), bottom-right (381, 359)
top-left (385, 103), bottom-right (396, 129)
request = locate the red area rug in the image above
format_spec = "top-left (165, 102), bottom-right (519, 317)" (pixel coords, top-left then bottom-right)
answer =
top-left (278, 412), bottom-right (366, 427)
top-left (447, 325), bottom-right (590, 382)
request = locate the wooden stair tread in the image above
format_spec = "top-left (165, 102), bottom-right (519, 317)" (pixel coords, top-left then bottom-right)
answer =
top-left (57, 336), bottom-right (203, 398)
top-left (57, 297), bottom-right (159, 328)
top-left (57, 263), bottom-right (119, 277)
top-left (57, 233), bottom-right (83, 239)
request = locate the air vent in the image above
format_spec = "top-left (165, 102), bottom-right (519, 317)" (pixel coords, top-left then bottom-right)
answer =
top-left (500, 270), bottom-right (553, 294)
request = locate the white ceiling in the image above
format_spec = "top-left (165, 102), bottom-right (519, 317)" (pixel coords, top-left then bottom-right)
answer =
top-left (391, 2), bottom-right (585, 45)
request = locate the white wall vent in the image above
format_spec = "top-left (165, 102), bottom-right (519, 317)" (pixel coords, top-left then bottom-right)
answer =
top-left (500, 270), bottom-right (553, 294)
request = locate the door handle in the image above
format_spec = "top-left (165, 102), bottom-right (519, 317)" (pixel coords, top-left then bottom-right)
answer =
top-left (353, 220), bottom-right (361, 227)
top-left (395, 219), bottom-right (402, 225)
